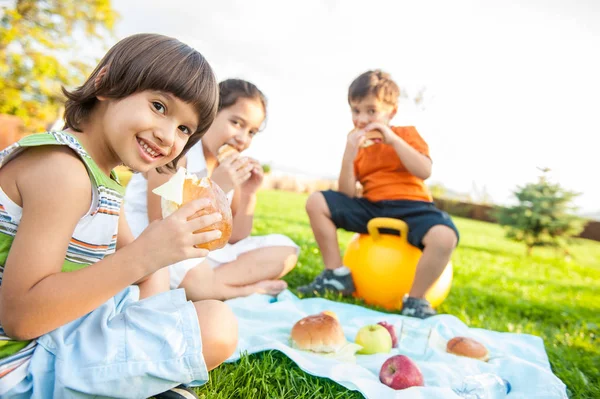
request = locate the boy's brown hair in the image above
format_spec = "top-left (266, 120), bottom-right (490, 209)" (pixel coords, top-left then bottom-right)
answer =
top-left (62, 33), bottom-right (218, 171)
top-left (348, 70), bottom-right (400, 107)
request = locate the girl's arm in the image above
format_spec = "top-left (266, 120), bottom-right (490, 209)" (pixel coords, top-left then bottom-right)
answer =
top-left (228, 189), bottom-right (256, 243)
top-left (228, 158), bottom-right (264, 243)
top-left (0, 147), bottom-right (220, 340)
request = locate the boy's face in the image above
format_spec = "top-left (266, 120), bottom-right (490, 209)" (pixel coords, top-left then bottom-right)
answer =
top-left (350, 95), bottom-right (397, 130)
top-left (100, 90), bottom-right (200, 172)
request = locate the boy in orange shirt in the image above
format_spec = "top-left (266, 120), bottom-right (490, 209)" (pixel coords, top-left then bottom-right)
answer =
top-left (298, 70), bottom-right (459, 318)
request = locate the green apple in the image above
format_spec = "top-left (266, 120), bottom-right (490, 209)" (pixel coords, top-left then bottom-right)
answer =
top-left (355, 324), bottom-right (393, 354)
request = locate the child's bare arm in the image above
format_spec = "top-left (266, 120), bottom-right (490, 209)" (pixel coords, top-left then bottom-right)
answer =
top-left (365, 123), bottom-right (432, 180)
top-left (390, 138), bottom-right (432, 180)
top-left (0, 149), bottom-right (221, 340)
top-left (228, 188), bottom-right (256, 243)
top-left (338, 129), bottom-right (363, 197)
top-left (117, 205), bottom-right (170, 298)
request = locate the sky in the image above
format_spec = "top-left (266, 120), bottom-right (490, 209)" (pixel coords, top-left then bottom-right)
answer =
top-left (107, 0), bottom-right (599, 213)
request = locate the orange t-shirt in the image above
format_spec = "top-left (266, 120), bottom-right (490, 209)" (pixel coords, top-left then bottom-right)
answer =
top-left (353, 126), bottom-right (432, 203)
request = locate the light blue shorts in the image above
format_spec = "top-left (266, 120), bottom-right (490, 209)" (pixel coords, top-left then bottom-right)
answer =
top-left (5, 287), bottom-right (208, 398)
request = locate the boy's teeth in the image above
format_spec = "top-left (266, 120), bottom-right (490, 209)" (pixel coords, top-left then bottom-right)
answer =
top-left (139, 138), bottom-right (159, 157)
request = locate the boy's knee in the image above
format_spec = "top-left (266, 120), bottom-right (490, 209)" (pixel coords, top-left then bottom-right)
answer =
top-left (423, 225), bottom-right (457, 253)
top-left (194, 300), bottom-right (238, 370)
top-left (305, 191), bottom-right (328, 216)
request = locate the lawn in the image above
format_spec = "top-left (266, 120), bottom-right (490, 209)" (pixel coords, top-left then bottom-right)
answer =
top-left (193, 190), bottom-right (600, 399)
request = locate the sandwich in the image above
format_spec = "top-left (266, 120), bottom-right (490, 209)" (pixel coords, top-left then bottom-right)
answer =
top-left (362, 130), bottom-right (384, 147)
top-left (152, 167), bottom-right (233, 251)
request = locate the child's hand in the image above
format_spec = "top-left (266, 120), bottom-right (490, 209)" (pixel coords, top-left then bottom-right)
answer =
top-left (137, 198), bottom-right (223, 271)
top-left (240, 158), bottom-right (264, 195)
top-left (363, 122), bottom-right (399, 145)
top-left (211, 153), bottom-right (254, 193)
top-left (345, 128), bottom-right (366, 157)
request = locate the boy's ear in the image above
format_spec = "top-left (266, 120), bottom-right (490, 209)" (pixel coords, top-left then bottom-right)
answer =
top-left (94, 66), bottom-right (109, 91)
top-left (388, 106), bottom-right (398, 121)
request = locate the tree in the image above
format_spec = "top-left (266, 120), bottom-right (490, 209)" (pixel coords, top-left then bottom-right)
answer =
top-left (0, 0), bottom-right (118, 132)
top-left (495, 168), bottom-right (585, 256)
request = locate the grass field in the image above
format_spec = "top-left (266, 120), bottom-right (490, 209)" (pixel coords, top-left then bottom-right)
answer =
top-left (191, 190), bottom-right (599, 399)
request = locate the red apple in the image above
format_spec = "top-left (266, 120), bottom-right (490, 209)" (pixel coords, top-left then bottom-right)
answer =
top-left (379, 355), bottom-right (424, 390)
top-left (377, 321), bottom-right (398, 348)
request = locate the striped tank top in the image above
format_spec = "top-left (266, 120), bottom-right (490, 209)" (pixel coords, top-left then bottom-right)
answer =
top-left (0, 131), bottom-right (124, 391)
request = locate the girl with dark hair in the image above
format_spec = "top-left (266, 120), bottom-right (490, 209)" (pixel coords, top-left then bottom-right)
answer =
top-left (125, 79), bottom-right (299, 302)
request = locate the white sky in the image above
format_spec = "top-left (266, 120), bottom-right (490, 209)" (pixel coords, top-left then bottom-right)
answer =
top-left (109, 0), bottom-right (599, 213)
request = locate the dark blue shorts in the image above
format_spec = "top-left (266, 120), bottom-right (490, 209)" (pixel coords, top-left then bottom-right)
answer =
top-left (321, 190), bottom-right (459, 250)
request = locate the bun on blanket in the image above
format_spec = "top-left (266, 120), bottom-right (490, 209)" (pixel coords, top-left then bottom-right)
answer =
top-left (154, 168), bottom-right (232, 251)
top-left (446, 337), bottom-right (489, 361)
top-left (291, 312), bottom-right (346, 353)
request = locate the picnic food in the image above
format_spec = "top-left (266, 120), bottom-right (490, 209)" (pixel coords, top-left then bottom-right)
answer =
top-left (377, 321), bottom-right (398, 348)
top-left (217, 144), bottom-right (239, 162)
top-left (321, 310), bottom-right (338, 320)
top-left (446, 336), bottom-right (489, 361)
top-left (379, 355), bottom-right (424, 390)
top-left (362, 130), bottom-right (384, 147)
top-left (153, 167), bottom-right (232, 251)
top-left (291, 312), bottom-right (346, 353)
top-left (355, 324), bottom-right (392, 354)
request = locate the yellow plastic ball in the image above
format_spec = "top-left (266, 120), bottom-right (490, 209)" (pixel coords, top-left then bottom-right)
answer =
top-left (343, 218), bottom-right (453, 310)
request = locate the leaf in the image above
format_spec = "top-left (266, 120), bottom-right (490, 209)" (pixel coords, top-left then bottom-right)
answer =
top-left (0, 0), bottom-right (118, 131)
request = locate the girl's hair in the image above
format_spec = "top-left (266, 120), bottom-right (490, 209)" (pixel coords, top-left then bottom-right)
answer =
top-left (218, 79), bottom-right (267, 126)
top-left (62, 33), bottom-right (219, 171)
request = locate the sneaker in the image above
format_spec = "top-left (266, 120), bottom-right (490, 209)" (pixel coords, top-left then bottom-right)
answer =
top-left (154, 385), bottom-right (199, 399)
top-left (297, 268), bottom-right (355, 296)
top-left (401, 296), bottom-right (437, 319)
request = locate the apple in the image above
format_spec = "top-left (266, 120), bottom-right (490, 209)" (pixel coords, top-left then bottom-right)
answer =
top-left (379, 355), bottom-right (424, 390)
top-left (377, 321), bottom-right (398, 348)
top-left (355, 325), bottom-right (392, 354)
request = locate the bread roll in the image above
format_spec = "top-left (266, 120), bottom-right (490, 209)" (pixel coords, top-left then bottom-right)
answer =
top-left (161, 175), bottom-right (233, 251)
top-left (291, 313), bottom-right (346, 353)
top-left (217, 144), bottom-right (239, 162)
top-left (446, 337), bottom-right (489, 361)
top-left (362, 130), bottom-right (384, 147)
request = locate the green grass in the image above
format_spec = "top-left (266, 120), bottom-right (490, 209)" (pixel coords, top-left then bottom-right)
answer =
top-left (195, 190), bottom-right (600, 399)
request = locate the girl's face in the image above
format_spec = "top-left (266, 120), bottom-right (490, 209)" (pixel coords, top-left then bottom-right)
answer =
top-left (203, 97), bottom-right (265, 156)
top-left (99, 90), bottom-right (199, 172)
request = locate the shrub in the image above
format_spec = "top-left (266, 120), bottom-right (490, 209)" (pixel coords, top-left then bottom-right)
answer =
top-left (494, 168), bottom-right (584, 256)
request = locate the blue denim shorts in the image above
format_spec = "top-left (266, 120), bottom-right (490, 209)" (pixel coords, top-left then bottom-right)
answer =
top-left (6, 287), bottom-right (208, 398)
top-left (321, 190), bottom-right (459, 250)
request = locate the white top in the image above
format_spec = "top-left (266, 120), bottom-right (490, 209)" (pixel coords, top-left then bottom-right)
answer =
top-left (124, 141), bottom-right (210, 238)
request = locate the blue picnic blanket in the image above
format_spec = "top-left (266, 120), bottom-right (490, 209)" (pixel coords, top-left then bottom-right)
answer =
top-left (225, 290), bottom-right (567, 399)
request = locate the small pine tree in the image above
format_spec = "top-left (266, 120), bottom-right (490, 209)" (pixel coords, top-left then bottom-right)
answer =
top-left (495, 168), bottom-right (585, 256)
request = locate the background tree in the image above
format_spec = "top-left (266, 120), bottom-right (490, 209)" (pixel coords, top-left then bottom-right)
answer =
top-left (495, 168), bottom-right (585, 256)
top-left (0, 0), bottom-right (118, 132)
